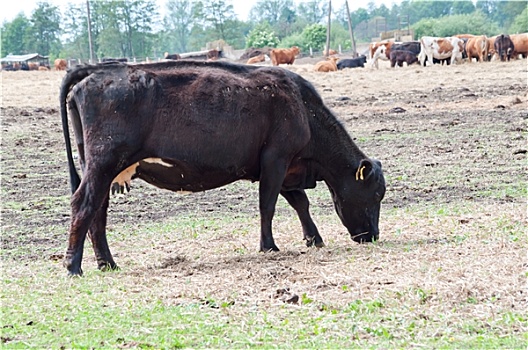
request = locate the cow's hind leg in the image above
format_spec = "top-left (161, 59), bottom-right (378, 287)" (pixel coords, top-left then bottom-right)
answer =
top-left (88, 192), bottom-right (118, 271)
top-left (281, 190), bottom-right (324, 248)
top-left (64, 174), bottom-right (113, 276)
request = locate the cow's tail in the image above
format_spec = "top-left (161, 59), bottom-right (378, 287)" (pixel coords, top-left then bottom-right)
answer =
top-left (60, 62), bottom-right (124, 194)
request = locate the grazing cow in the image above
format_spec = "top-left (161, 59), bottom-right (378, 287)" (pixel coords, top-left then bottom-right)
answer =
top-left (246, 54), bottom-right (266, 64)
top-left (465, 35), bottom-right (489, 62)
top-left (59, 60), bottom-right (386, 276)
top-left (419, 36), bottom-right (464, 66)
top-left (313, 56), bottom-right (339, 72)
top-left (270, 46), bottom-right (300, 66)
top-left (164, 52), bottom-right (181, 60)
top-left (510, 33), bottom-right (528, 58)
top-left (390, 50), bottom-right (419, 67)
top-left (336, 55), bottom-right (367, 70)
top-left (494, 34), bottom-right (515, 61)
top-left (369, 41), bottom-right (399, 68)
top-left (54, 58), bottom-right (67, 71)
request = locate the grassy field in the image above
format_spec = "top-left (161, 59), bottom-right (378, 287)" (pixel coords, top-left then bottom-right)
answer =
top-left (1, 59), bottom-right (527, 348)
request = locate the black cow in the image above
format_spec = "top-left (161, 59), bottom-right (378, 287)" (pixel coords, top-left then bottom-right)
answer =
top-left (60, 60), bottom-right (386, 276)
top-left (101, 57), bottom-right (128, 63)
top-left (494, 34), bottom-right (514, 61)
top-left (164, 52), bottom-right (181, 60)
top-left (391, 41), bottom-right (420, 56)
top-left (336, 55), bottom-right (367, 69)
top-left (390, 50), bottom-right (419, 67)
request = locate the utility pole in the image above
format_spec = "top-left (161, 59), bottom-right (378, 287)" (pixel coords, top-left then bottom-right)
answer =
top-left (325, 0), bottom-right (331, 56)
top-left (345, 0), bottom-right (357, 57)
top-left (86, 0), bottom-right (95, 63)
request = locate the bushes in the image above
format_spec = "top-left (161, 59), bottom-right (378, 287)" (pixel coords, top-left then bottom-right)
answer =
top-left (245, 23), bottom-right (279, 48)
top-left (412, 11), bottom-right (501, 38)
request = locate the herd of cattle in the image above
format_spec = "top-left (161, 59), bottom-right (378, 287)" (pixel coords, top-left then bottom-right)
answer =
top-left (2, 32), bottom-right (526, 73)
top-left (244, 32), bottom-right (527, 72)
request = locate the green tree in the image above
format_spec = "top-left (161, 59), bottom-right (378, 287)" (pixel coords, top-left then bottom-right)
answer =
top-left (301, 23), bottom-right (326, 51)
top-left (194, 0), bottom-right (236, 41)
top-left (412, 11), bottom-right (500, 38)
top-left (1, 14), bottom-right (31, 56)
top-left (249, 0), bottom-right (295, 26)
top-left (509, 7), bottom-right (528, 34)
top-left (61, 2), bottom-right (90, 60)
top-left (451, 1), bottom-right (476, 15)
top-left (25, 2), bottom-right (62, 57)
top-left (246, 23), bottom-right (279, 48)
top-left (297, 0), bottom-right (326, 24)
top-left (162, 0), bottom-right (194, 53)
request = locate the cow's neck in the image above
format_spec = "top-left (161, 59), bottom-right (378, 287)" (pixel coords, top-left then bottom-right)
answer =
top-left (309, 109), bottom-right (367, 186)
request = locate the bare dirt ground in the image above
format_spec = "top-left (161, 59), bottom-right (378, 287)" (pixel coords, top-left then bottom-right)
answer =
top-left (1, 58), bottom-right (527, 343)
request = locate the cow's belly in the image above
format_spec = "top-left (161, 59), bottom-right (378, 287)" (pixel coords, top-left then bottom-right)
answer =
top-left (112, 157), bottom-right (258, 194)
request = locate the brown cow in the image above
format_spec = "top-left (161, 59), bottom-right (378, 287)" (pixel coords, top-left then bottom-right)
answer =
top-left (38, 66), bottom-right (50, 71)
top-left (487, 35), bottom-right (498, 61)
top-left (247, 54), bottom-right (266, 64)
top-left (54, 58), bottom-right (67, 71)
top-left (207, 49), bottom-right (221, 60)
top-left (454, 34), bottom-right (475, 39)
top-left (510, 33), bottom-right (528, 59)
top-left (270, 46), bottom-right (300, 66)
top-left (28, 62), bottom-right (39, 70)
top-left (313, 57), bottom-right (339, 72)
top-left (369, 41), bottom-right (399, 69)
top-left (465, 35), bottom-right (488, 63)
top-left (324, 49), bottom-right (338, 55)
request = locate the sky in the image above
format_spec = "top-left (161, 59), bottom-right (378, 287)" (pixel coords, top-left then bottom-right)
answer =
top-left (0, 0), bottom-right (397, 24)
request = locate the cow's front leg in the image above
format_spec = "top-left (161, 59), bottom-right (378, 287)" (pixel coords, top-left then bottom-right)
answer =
top-left (281, 189), bottom-right (324, 248)
top-left (88, 192), bottom-right (118, 271)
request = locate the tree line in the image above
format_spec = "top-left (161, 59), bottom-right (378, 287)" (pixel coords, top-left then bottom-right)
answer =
top-left (1, 0), bottom-right (526, 62)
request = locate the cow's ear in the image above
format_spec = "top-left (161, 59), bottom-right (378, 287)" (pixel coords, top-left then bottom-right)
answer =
top-left (355, 159), bottom-right (375, 182)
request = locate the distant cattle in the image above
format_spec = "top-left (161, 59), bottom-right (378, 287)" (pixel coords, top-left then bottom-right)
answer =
top-left (391, 41), bottom-right (421, 56)
top-left (270, 46), bottom-right (300, 66)
top-left (324, 49), bottom-right (338, 56)
top-left (337, 55), bottom-right (367, 70)
top-left (101, 57), bottom-right (128, 63)
top-left (494, 34), bottom-right (515, 61)
top-left (59, 60), bottom-right (386, 276)
top-left (313, 56), bottom-right (339, 72)
top-left (38, 66), bottom-right (50, 71)
top-left (419, 36), bottom-right (464, 66)
top-left (28, 62), bottom-right (40, 70)
top-left (369, 41), bottom-right (399, 68)
top-left (54, 59), bottom-right (67, 71)
top-left (164, 52), bottom-right (181, 60)
top-left (510, 33), bottom-right (528, 58)
top-left (486, 35), bottom-right (498, 61)
top-left (465, 35), bottom-right (489, 62)
top-left (390, 50), bottom-right (419, 67)
top-left (246, 54), bottom-right (266, 64)
top-left (207, 49), bottom-right (221, 60)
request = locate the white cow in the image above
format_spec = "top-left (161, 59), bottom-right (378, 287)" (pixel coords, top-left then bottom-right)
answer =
top-left (419, 36), bottom-right (464, 66)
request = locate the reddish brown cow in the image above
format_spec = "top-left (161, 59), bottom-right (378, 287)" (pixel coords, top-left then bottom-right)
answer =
top-left (54, 59), bottom-right (67, 71)
top-left (270, 46), bottom-right (300, 66)
top-left (28, 62), bottom-right (39, 70)
top-left (510, 33), bottom-right (528, 58)
top-left (465, 35), bottom-right (489, 62)
top-left (313, 57), bottom-right (339, 72)
top-left (247, 54), bottom-right (266, 64)
top-left (38, 66), bottom-right (50, 71)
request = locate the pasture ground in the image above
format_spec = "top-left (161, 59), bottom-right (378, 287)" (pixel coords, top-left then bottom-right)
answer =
top-left (1, 58), bottom-right (527, 348)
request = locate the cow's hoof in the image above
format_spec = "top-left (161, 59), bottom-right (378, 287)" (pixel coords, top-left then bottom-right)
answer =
top-left (98, 262), bottom-right (119, 272)
top-left (260, 245), bottom-right (280, 252)
top-left (67, 268), bottom-right (83, 277)
top-left (305, 236), bottom-right (325, 248)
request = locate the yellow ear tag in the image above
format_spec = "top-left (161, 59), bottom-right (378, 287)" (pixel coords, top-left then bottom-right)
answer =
top-left (356, 165), bottom-right (366, 181)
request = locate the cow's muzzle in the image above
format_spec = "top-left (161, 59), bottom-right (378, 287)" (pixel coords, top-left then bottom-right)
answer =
top-left (351, 232), bottom-right (379, 243)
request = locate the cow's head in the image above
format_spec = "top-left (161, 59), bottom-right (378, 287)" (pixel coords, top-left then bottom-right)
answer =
top-left (330, 158), bottom-right (386, 243)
